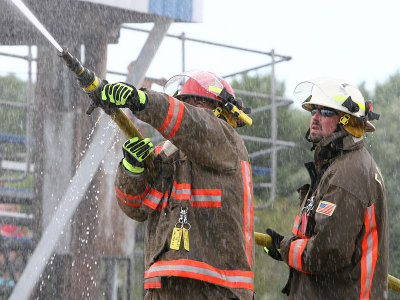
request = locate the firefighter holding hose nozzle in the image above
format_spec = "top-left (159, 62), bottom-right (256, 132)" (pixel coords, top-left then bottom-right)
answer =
top-left (99, 70), bottom-right (254, 300)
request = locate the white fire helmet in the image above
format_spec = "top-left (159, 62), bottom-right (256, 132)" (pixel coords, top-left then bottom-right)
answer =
top-left (293, 77), bottom-right (378, 132)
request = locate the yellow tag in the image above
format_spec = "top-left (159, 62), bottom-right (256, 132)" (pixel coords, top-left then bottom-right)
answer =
top-left (170, 227), bottom-right (182, 250)
top-left (183, 228), bottom-right (190, 252)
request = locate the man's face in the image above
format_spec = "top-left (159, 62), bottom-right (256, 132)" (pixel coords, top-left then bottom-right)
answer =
top-left (309, 105), bottom-right (340, 143)
top-left (184, 97), bottom-right (214, 109)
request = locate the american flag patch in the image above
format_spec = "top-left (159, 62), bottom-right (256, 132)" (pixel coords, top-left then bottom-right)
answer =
top-left (316, 201), bottom-right (336, 216)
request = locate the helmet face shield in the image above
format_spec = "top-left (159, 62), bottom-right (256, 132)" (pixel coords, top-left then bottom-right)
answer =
top-left (294, 77), bottom-right (376, 133)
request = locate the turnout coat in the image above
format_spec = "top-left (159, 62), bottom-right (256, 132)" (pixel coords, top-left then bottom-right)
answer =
top-left (280, 132), bottom-right (388, 299)
top-left (114, 90), bottom-right (255, 299)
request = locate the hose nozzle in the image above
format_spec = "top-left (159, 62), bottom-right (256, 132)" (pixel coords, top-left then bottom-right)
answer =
top-left (58, 48), bottom-right (107, 115)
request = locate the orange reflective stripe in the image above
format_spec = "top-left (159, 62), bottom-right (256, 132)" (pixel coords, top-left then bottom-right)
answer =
top-left (241, 161), bottom-right (253, 267)
top-left (171, 181), bottom-right (191, 201)
top-left (289, 238), bottom-right (309, 272)
top-left (144, 276), bottom-right (161, 289)
top-left (145, 259), bottom-right (254, 290)
top-left (292, 215), bottom-right (300, 235)
top-left (359, 204), bottom-right (379, 300)
top-left (158, 96), bottom-right (184, 139)
top-left (143, 188), bottom-right (164, 210)
top-left (154, 145), bottom-right (163, 155)
top-left (191, 189), bottom-right (222, 207)
top-left (115, 185), bottom-right (149, 207)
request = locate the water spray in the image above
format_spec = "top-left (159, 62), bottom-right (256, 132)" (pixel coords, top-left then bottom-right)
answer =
top-left (8, 0), bottom-right (157, 175)
top-left (9, 0), bottom-right (63, 52)
top-left (7, 0), bottom-right (400, 296)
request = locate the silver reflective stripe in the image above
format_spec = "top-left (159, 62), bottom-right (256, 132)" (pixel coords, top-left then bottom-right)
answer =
top-left (145, 277), bottom-right (161, 283)
top-left (361, 206), bottom-right (375, 300)
top-left (174, 188), bottom-right (191, 196)
top-left (145, 191), bottom-right (162, 206)
top-left (291, 240), bottom-right (303, 270)
top-left (191, 194), bottom-right (221, 203)
top-left (243, 162), bottom-right (252, 258)
top-left (147, 264), bottom-right (254, 284)
top-left (162, 98), bottom-right (181, 137)
top-left (293, 217), bottom-right (300, 230)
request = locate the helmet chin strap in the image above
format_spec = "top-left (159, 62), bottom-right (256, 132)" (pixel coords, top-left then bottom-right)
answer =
top-left (213, 106), bottom-right (238, 128)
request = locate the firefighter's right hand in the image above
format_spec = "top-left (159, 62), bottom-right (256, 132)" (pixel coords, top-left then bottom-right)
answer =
top-left (122, 137), bottom-right (153, 174)
top-left (101, 82), bottom-right (147, 112)
top-left (264, 228), bottom-right (284, 261)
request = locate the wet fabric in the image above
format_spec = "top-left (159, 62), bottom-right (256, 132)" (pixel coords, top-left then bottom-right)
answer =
top-left (114, 90), bottom-right (255, 299)
top-left (144, 277), bottom-right (241, 300)
top-left (280, 133), bottom-right (388, 299)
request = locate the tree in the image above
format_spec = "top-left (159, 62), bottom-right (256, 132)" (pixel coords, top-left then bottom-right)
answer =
top-left (366, 73), bottom-right (400, 299)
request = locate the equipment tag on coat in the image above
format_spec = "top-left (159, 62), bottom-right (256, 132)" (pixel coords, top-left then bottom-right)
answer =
top-left (183, 228), bottom-right (190, 251)
top-left (316, 201), bottom-right (336, 216)
top-left (170, 227), bottom-right (183, 250)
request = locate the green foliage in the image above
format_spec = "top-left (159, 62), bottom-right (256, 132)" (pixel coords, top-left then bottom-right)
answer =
top-left (0, 74), bottom-right (28, 134)
top-left (232, 73), bottom-right (312, 298)
top-left (232, 73), bottom-right (312, 204)
top-left (365, 73), bottom-right (400, 297)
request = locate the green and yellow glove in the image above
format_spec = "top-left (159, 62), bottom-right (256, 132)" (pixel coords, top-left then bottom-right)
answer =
top-left (101, 82), bottom-right (147, 112)
top-left (122, 137), bottom-right (153, 174)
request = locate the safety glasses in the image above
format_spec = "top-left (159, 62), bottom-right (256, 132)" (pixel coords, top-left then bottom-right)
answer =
top-left (311, 107), bottom-right (339, 117)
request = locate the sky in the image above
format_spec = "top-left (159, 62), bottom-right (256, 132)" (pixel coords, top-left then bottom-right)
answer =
top-left (108, 0), bottom-right (400, 101)
top-left (2, 0), bottom-right (400, 103)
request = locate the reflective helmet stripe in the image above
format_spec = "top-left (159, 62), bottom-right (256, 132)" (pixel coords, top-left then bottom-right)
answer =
top-left (333, 95), bottom-right (366, 112)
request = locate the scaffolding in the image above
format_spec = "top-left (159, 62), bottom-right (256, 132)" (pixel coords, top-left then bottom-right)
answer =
top-left (110, 25), bottom-right (295, 208)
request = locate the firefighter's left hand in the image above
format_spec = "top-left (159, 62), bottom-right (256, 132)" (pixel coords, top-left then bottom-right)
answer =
top-left (101, 82), bottom-right (147, 112)
top-left (122, 137), bottom-right (153, 174)
top-left (264, 228), bottom-right (284, 261)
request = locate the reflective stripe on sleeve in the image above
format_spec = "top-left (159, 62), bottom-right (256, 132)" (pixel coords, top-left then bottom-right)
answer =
top-left (171, 181), bottom-right (191, 201)
top-left (241, 161), bottom-right (253, 267)
top-left (143, 188), bottom-right (164, 210)
top-left (144, 259), bottom-right (254, 290)
top-left (115, 185), bottom-right (149, 207)
top-left (144, 276), bottom-right (161, 289)
top-left (157, 96), bottom-right (184, 139)
top-left (288, 238), bottom-right (309, 272)
top-left (359, 204), bottom-right (378, 300)
top-left (292, 215), bottom-right (300, 235)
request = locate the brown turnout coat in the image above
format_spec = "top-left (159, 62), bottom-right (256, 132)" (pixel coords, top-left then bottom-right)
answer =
top-left (280, 132), bottom-right (388, 299)
top-left (114, 90), bottom-right (254, 299)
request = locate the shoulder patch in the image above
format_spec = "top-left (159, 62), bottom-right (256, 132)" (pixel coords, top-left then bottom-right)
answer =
top-left (316, 201), bottom-right (336, 216)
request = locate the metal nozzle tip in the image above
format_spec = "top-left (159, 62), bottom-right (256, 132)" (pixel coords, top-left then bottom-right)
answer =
top-left (57, 47), bottom-right (69, 57)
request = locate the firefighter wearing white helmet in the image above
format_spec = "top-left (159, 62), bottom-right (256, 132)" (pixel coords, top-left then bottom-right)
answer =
top-left (295, 77), bottom-right (379, 138)
top-left (264, 77), bottom-right (388, 299)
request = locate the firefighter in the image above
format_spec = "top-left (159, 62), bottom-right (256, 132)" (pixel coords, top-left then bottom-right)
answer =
top-left (100, 70), bottom-right (255, 300)
top-left (265, 78), bottom-right (388, 299)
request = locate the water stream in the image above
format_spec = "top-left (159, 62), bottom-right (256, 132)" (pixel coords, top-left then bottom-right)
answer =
top-left (10, 0), bottom-right (63, 52)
